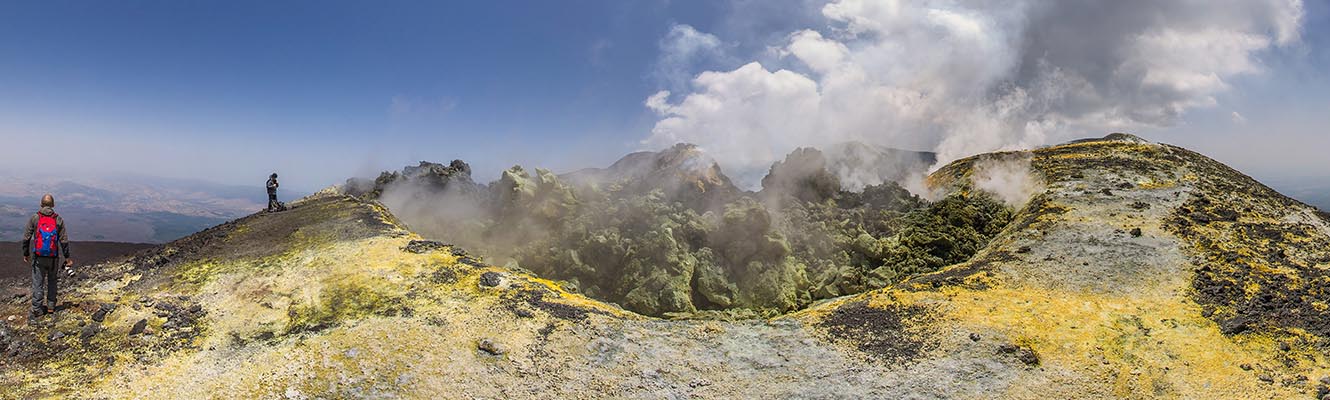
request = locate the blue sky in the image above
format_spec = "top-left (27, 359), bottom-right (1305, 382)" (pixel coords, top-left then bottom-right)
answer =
top-left (1, 1), bottom-right (1327, 195)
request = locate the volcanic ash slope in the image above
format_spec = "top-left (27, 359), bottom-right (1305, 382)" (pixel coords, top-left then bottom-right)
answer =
top-left (1, 134), bottom-right (1328, 399)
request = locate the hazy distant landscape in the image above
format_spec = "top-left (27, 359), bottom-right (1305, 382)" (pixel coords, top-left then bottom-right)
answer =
top-left (0, 175), bottom-right (266, 243)
top-left (1264, 177), bottom-right (1330, 211)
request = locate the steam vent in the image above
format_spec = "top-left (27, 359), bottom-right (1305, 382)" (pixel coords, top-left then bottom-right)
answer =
top-left (3, 135), bottom-right (1330, 398)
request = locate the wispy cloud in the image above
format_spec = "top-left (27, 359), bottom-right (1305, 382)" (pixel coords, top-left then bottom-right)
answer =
top-left (651, 24), bottom-right (726, 93)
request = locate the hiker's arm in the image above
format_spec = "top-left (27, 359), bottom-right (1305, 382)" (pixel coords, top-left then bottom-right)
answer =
top-left (58, 216), bottom-right (70, 262)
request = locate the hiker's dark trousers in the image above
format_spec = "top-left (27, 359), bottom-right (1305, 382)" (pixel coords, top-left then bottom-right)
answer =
top-left (31, 256), bottom-right (58, 311)
top-left (268, 192), bottom-right (279, 211)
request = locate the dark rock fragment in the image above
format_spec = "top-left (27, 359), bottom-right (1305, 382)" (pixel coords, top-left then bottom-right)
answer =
top-left (969, 333), bottom-right (981, 342)
top-left (91, 303), bottom-right (116, 322)
top-left (129, 319), bottom-right (147, 336)
top-left (997, 344), bottom-right (1039, 366)
top-left (80, 324), bottom-right (100, 341)
top-left (478, 338), bottom-right (506, 355)
top-left (479, 272), bottom-right (504, 287)
top-left (1130, 228), bottom-right (1143, 237)
top-left (1220, 317), bottom-right (1250, 334)
top-left (403, 240), bottom-right (448, 254)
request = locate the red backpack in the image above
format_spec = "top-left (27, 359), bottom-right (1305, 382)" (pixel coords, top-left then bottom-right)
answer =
top-left (33, 213), bottom-right (59, 257)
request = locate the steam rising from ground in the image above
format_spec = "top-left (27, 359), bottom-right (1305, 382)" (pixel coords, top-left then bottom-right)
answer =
top-left (971, 155), bottom-right (1043, 208)
top-left (645, 0), bottom-right (1304, 188)
top-left (377, 181), bottom-right (490, 246)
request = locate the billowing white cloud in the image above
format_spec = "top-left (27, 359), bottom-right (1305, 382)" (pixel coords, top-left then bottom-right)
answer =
top-left (644, 0), bottom-right (1305, 188)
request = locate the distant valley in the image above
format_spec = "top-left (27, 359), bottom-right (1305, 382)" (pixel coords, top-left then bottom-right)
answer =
top-left (0, 175), bottom-right (268, 243)
top-left (1264, 178), bottom-right (1330, 212)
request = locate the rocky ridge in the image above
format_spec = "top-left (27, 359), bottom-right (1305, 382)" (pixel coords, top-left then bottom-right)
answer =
top-left (0, 134), bottom-right (1327, 398)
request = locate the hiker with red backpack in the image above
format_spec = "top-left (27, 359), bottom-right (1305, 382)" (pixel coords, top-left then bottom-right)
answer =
top-left (22, 194), bottom-right (71, 319)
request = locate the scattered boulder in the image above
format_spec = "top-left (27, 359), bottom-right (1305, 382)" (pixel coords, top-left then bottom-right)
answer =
top-left (404, 240), bottom-right (448, 254)
top-left (969, 333), bottom-right (981, 342)
top-left (479, 272), bottom-right (504, 288)
top-left (477, 338), bottom-right (506, 356)
top-left (129, 319), bottom-right (147, 336)
top-left (1130, 227), bottom-right (1143, 237)
top-left (1017, 349), bottom-right (1039, 366)
top-left (49, 331), bottom-right (66, 341)
top-left (997, 344), bottom-right (1039, 366)
top-left (1220, 317), bottom-right (1251, 334)
top-left (80, 324), bottom-right (100, 342)
top-left (91, 303), bottom-right (116, 322)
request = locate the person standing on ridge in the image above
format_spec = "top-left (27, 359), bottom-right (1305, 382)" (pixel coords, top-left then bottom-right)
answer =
top-left (22, 194), bottom-right (71, 319)
top-left (267, 173), bottom-right (280, 212)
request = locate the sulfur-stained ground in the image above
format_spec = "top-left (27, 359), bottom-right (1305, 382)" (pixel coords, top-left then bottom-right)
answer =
top-left (1, 134), bottom-right (1328, 399)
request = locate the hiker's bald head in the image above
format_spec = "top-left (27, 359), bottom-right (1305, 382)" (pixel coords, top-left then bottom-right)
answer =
top-left (40, 194), bottom-right (54, 208)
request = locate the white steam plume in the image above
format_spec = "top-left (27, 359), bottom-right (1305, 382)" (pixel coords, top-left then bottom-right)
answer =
top-left (971, 156), bottom-right (1043, 208)
top-left (644, 0), bottom-right (1304, 189)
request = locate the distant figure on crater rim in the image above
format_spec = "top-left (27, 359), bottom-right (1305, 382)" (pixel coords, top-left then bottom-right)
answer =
top-left (22, 194), bottom-right (72, 319)
top-left (267, 173), bottom-right (284, 212)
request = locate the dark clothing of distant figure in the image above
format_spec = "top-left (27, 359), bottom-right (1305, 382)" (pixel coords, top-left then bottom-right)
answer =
top-left (267, 177), bottom-right (280, 211)
top-left (22, 207), bottom-right (69, 313)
